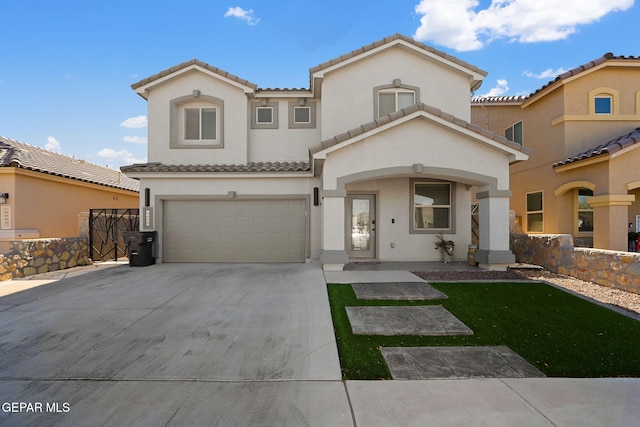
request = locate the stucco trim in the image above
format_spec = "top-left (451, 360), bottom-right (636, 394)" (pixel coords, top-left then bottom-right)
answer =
top-left (627, 180), bottom-right (640, 191)
top-left (554, 181), bottom-right (596, 196)
top-left (323, 166), bottom-right (499, 197)
top-left (170, 93), bottom-right (225, 149)
top-left (476, 189), bottom-right (512, 199)
top-left (587, 194), bottom-right (635, 207)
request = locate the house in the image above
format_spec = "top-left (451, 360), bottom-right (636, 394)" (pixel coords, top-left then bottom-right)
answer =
top-left (0, 136), bottom-right (140, 252)
top-left (471, 53), bottom-right (640, 252)
top-left (121, 34), bottom-right (529, 270)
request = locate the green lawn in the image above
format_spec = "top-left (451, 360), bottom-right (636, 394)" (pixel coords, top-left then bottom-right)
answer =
top-left (328, 282), bottom-right (640, 380)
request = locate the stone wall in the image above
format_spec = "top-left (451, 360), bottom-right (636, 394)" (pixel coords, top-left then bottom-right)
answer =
top-left (511, 234), bottom-right (640, 295)
top-left (0, 238), bottom-right (91, 281)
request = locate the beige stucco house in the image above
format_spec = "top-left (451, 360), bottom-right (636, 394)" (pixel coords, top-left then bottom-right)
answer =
top-left (122, 34), bottom-right (529, 270)
top-left (471, 53), bottom-right (640, 252)
top-left (0, 136), bottom-right (140, 252)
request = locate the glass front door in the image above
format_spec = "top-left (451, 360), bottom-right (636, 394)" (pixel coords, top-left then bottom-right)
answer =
top-left (347, 194), bottom-right (376, 258)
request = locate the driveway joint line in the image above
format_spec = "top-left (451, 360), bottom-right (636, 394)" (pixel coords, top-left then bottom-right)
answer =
top-left (499, 378), bottom-right (558, 426)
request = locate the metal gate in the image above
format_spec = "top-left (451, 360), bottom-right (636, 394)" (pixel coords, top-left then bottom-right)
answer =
top-left (471, 202), bottom-right (479, 246)
top-left (89, 209), bottom-right (140, 261)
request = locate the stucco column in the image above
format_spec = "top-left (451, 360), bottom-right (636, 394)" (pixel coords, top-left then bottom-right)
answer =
top-left (588, 194), bottom-right (635, 251)
top-left (320, 195), bottom-right (349, 271)
top-left (474, 189), bottom-right (515, 271)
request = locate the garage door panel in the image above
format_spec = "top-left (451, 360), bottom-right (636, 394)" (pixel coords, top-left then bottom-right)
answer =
top-left (163, 199), bottom-right (306, 262)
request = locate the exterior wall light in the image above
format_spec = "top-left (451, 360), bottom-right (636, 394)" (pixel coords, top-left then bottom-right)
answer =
top-left (0, 193), bottom-right (8, 204)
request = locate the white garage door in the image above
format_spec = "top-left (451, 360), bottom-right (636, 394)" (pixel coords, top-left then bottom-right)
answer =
top-left (162, 199), bottom-right (306, 262)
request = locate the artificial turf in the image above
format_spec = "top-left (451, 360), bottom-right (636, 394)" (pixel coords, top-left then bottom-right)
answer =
top-left (327, 281), bottom-right (640, 380)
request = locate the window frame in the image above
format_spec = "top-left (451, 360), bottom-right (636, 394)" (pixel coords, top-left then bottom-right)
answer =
top-left (184, 107), bottom-right (217, 141)
top-left (594, 96), bottom-right (612, 115)
top-left (410, 179), bottom-right (455, 234)
top-left (373, 81), bottom-right (420, 119)
top-left (170, 93), bottom-right (224, 149)
top-left (251, 101), bottom-right (279, 129)
top-left (504, 120), bottom-right (523, 145)
top-left (576, 188), bottom-right (594, 235)
top-left (288, 101), bottom-right (317, 129)
top-left (526, 191), bottom-right (544, 233)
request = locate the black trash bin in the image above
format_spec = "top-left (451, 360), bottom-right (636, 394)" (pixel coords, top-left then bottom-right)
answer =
top-left (123, 231), bottom-right (156, 267)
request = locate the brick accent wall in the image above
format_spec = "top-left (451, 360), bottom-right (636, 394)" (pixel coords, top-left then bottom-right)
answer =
top-left (511, 234), bottom-right (640, 295)
top-left (0, 238), bottom-right (91, 280)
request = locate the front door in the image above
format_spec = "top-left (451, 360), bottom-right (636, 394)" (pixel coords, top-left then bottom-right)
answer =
top-left (347, 194), bottom-right (376, 258)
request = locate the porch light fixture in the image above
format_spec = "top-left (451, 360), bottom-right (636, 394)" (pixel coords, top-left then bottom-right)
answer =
top-left (0, 193), bottom-right (8, 204)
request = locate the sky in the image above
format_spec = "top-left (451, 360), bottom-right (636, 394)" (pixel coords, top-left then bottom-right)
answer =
top-left (1, 0), bottom-right (637, 169)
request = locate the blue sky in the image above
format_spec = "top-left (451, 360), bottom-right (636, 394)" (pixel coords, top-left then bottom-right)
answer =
top-left (1, 0), bottom-right (637, 168)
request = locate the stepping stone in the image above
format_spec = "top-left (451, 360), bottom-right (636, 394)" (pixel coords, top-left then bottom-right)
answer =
top-left (351, 282), bottom-right (448, 300)
top-left (345, 306), bottom-right (473, 336)
top-left (381, 346), bottom-right (546, 380)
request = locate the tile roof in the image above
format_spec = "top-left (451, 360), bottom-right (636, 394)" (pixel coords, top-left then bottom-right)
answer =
top-left (120, 161), bottom-right (311, 174)
top-left (132, 34), bottom-right (487, 94)
top-left (309, 34), bottom-right (487, 78)
top-left (131, 59), bottom-right (258, 91)
top-left (472, 53), bottom-right (640, 104)
top-left (553, 127), bottom-right (640, 168)
top-left (0, 136), bottom-right (140, 192)
top-left (310, 102), bottom-right (532, 156)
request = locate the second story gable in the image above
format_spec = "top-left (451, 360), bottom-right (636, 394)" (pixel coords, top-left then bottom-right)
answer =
top-left (132, 34), bottom-right (487, 167)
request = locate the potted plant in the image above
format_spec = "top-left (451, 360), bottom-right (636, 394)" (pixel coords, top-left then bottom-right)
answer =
top-left (434, 233), bottom-right (455, 263)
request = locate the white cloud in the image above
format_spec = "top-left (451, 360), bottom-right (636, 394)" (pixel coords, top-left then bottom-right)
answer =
top-left (479, 79), bottom-right (509, 97)
top-left (224, 6), bottom-right (260, 25)
top-left (414, 0), bottom-right (634, 51)
top-left (523, 67), bottom-right (569, 79)
top-left (96, 148), bottom-right (146, 167)
top-left (45, 136), bottom-right (62, 153)
top-left (122, 135), bottom-right (148, 144)
top-left (120, 115), bottom-right (148, 129)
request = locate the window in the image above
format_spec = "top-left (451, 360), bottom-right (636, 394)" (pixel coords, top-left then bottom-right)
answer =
top-left (577, 189), bottom-right (594, 232)
top-left (594, 96), bottom-right (612, 114)
top-left (256, 107), bottom-right (273, 124)
top-left (374, 81), bottom-right (420, 119)
top-left (170, 93), bottom-right (224, 149)
top-left (251, 101), bottom-right (278, 129)
top-left (412, 181), bottom-right (452, 231)
top-left (526, 191), bottom-right (543, 232)
top-left (293, 106), bottom-right (311, 124)
top-left (288, 101), bottom-right (316, 129)
top-left (505, 121), bottom-right (523, 145)
top-left (378, 89), bottom-right (415, 117)
top-left (185, 107), bottom-right (217, 140)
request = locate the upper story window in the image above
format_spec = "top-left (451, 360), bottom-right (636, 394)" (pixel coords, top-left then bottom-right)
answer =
top-left (170, 92), bottom-right (224, 149)
top-left (588, 88), bottom-right (618, 116)
top-left (594, 96), bottom-right (612, 114)
top-left (378, 89), bottom-right (415, 117)
top-left (504, 120), bottom-right (523, 145)
top-left (185, 107), bottom-right (217, 141)
top-left (288, 100), bottom-right (317, 129)
top-left (374, 80), bottom-right (420, 119)
top-left (293, 106), bottom-right (311, 124)
top-left (251, 101), bottom-right (279, 129)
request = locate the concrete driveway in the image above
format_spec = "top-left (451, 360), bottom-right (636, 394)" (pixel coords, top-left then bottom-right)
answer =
top-left (0, 263), bottom-right (352, 426)
top-left (2, 263), bottom-right (640, 426)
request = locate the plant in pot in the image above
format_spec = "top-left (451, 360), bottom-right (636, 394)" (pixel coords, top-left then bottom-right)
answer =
top-left (434, 233), bottom-right (455, 263)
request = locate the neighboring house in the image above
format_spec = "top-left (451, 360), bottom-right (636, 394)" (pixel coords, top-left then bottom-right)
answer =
top-left (471, 53), bottom-right (640, 252)
top-left (121, 34), bottom-right (529, 270)
top-left (0, 136), bottom-right (140, 252)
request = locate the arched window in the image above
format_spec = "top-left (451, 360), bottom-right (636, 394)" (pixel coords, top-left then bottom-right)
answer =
top-left (374, 80), bottom-right (420, 118)
top-left (170, 92), bottom-right (224, 148)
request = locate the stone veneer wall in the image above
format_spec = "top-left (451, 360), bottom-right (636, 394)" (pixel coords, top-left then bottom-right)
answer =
top-left (511, 234), bottom-right (640, 295)
top-left (0, 238), bottom-right (91, 281)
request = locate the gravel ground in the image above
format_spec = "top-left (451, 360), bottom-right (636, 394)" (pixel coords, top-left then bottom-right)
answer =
top-left (413, 269), bottom-right (640, 316)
